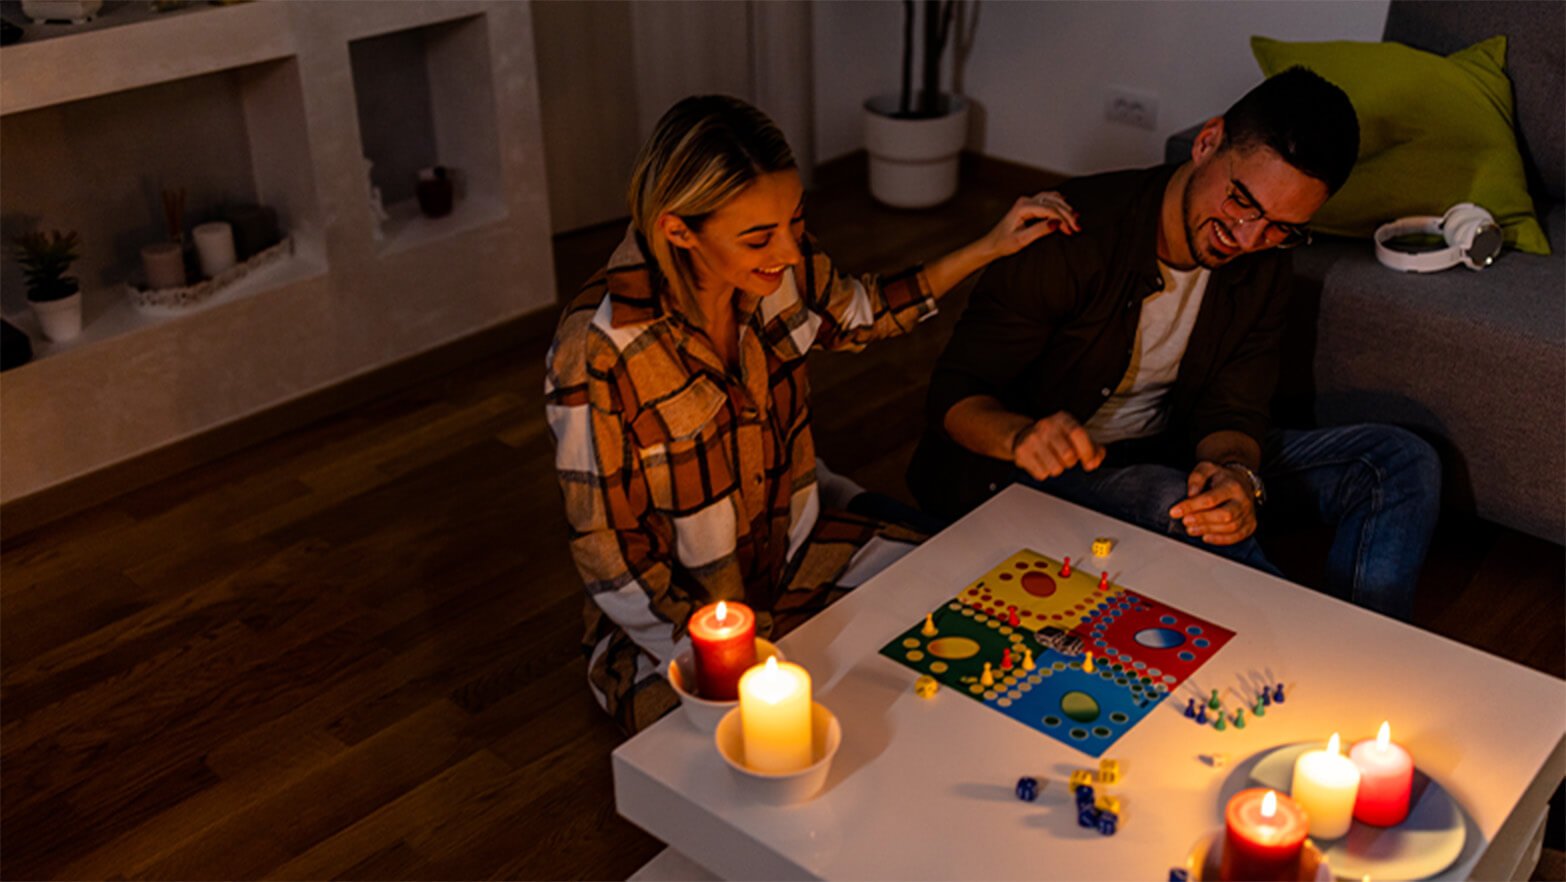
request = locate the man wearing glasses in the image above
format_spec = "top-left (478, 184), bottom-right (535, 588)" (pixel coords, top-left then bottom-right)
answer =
top-left (909, 67), bottom-right (1440, 620)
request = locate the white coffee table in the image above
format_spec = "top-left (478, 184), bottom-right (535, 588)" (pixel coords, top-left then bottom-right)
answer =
top-left (614, 485), bottom-right (1564, 880)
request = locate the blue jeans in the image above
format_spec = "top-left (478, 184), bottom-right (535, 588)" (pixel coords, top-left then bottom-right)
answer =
top-left (1016, 425), bottom-right (1440, 620)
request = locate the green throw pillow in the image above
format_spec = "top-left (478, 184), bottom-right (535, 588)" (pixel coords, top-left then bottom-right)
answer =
top-left (1252, 35), bottom-right (1549, 255)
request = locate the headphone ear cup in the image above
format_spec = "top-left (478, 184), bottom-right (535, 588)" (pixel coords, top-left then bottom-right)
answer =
top-left (1442, 203), bottom-right (1484, 249)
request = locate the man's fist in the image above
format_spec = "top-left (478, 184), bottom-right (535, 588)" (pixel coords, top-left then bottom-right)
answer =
top-left (1168, 462), bottom-right (1258, 545)
top-left (1011, 412), bottom-right (1106, 480)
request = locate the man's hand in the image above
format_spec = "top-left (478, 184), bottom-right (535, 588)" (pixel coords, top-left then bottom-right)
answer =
top-left (1168, 462), bottom-right (1257, 545)
top-left (1011, 411), bottom-right (1106, 480)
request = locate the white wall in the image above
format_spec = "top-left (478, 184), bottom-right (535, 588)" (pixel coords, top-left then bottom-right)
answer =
top-left (814, 0), bottom-right (1389, 174)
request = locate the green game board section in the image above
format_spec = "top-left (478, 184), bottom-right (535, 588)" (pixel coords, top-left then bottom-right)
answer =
top-left (879, 600), bottom-right (1053, 699)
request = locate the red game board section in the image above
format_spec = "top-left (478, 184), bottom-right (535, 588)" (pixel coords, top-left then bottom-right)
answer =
top-left (1080, 591), bottom-right (1234, 686)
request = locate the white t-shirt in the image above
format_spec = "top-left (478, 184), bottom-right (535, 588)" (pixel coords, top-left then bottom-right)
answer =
top-left (1083, 261), bottom-right (1210, 444)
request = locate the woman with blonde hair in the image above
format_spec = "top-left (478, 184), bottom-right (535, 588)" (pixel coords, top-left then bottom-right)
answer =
top-left (546, 95), bottom-right (1076, 734)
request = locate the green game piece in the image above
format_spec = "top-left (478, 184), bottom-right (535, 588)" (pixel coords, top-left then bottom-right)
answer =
top-left (1253, 698), bottom-right (1266, 717)
top-left (1208, 689), bottom-right (1221, 710)
top-left (1233, 709), bottom-right (1246, 729)
top-left (1213, 713), bottom-right (1227, 731)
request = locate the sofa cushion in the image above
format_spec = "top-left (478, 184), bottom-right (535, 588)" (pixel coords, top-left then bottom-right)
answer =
top-left (1383, 0), bottom-right (1565, 203)
top-left (1303, 202), bottom-right (1564, 541)
top-left (1252, 34), bottom-right (1549, 255)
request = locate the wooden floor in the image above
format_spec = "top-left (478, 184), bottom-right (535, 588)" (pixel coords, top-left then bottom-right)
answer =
top-left (3, 156), bottom-right (1561, 880)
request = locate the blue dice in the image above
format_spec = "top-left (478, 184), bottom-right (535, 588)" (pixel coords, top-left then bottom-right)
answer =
top-left (1169, 869), bottom-right (1190, 882)
top-left (1097, 811), bottom-right (1118, 836)
top-left (1074, 784), bottom-right (1095, 805)
top-left (1015, 776), bottom-right (1039, 802)
top-left (1077, 805), bottom-right (1101, 828)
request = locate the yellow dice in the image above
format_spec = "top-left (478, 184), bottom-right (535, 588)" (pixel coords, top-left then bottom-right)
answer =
top-left (1095, 794), bottom-right (1121, 815)
top-left (914, 675), bottom-right (939, 699)
top-left (1069, 769), bottom-right (1094, 790)
top-left (1098, 758), bottom-right (1121, 785)
top-left (1092, 537), bottom-right (1114, 557)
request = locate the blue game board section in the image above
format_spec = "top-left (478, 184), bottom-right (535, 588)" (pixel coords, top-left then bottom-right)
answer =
top-left (983, 650), bottom-right (1163, 758)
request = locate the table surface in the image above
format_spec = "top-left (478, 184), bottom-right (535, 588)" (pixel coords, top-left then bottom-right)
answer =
top-left (613, 485), bottom-right (1565, 880)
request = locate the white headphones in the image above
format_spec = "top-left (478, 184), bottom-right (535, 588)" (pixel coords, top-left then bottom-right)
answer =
top-left (1374, 203), bottom-right (1503, 272)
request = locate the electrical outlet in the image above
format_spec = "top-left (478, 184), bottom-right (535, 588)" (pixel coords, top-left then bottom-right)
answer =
top-left (1105, 86), bottom-right (1158, 131)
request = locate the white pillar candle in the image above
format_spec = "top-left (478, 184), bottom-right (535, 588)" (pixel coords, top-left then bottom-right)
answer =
top-left (1290, 732), bottom-right (1361, 839)
top-left (192, 221), bottom-right (236, 278)
top-left (140, 242), bottom-right (186, 290)
top-left (738, 656), bottom-right (812, 773)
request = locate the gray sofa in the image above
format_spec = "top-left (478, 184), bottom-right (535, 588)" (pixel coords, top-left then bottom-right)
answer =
top-left (1167, 0), bottom-right (1564, 543)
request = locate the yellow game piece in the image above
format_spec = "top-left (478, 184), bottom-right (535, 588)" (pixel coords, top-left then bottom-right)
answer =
top-left (1208, 753), bottom-right (1229, 770)
top-left (1092, 537), bottom-right (1114, 557)
top-left (1095, 793), bottom-right (1121, 815)
top-left (980, 662), bottom-right (995, 686)
top-left (921, 613), bottom-right (938, 637)
top-left (1082, 651), bottom-right (1095, 673)
top-left (914, 675), bottom-right (939, 698)
top-left (1098, 758), bottom-right (1121, 785)
top-left (1021, 648), bottom-right (1035, 670)
top-left (1069, 769), bottom-right (1093, 790)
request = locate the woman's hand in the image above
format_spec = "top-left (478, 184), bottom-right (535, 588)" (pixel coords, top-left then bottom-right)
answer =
top-left (982, 191), bottom-right (1080, 258)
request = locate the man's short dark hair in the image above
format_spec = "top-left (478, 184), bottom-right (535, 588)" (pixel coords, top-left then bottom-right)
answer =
top-left (1223, 66), bottom-right (1359, 195)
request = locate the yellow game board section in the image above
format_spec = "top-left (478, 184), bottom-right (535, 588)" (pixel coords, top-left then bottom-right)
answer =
top-left (957, 549), bottom-right (1103, 626)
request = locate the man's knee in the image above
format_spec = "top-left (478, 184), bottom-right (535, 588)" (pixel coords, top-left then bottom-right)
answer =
top-left (1359, 425), bottom-right (1442, 501)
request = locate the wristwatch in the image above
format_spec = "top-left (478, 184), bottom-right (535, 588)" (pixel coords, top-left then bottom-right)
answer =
top-left (1222, 461), bottom-right (1267, 508)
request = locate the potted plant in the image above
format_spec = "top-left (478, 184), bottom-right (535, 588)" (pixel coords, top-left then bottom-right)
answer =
top-left (863, 0), bottom-right (972, 208)
top-left (11, 230), bottom-right (84, 342)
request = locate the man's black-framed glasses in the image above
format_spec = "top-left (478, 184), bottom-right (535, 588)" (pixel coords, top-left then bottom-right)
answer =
top-left (1221, 162), bottom-right (1312, 249)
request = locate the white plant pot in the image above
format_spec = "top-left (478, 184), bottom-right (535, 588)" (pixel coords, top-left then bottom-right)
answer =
top-left (863, 94), bottom-right (971, 209)
top-left (30, 291), bottom-right (82, 342)
top-left (21, 0), bottom-right (103, 24)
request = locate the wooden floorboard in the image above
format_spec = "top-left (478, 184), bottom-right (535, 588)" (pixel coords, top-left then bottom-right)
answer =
top-left (2, 153), bottom-right (1561, 880)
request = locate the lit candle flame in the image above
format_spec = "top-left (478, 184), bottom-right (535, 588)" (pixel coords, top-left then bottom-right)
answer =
top-left (1327, 732), bottom-right (1341, 755)
top-left (716, 601), bottom-right (728, 624)
top-left (750, 656), bottom-right (794, 703)
top-left (1377, 720), bottom-right (1391, 751)
top-left (1261, 789), bottom-right (1278, 818)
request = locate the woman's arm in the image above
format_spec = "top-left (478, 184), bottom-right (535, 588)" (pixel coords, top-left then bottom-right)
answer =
top-left (805, 192), bottom-right (1078, 352)
top-left (545, 321), bottom-right (690, 666)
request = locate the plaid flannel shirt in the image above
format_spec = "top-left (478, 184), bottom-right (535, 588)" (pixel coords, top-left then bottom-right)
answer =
top-left (545, 228), bottom-right (937, 697)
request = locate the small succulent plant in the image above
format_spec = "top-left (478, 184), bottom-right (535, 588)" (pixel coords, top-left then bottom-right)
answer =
top-left (11, 229), bottom-right (81, 302)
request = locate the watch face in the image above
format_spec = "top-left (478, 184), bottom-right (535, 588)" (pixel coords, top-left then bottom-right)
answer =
top-left (1468, 223), bottom-right (1503, 266)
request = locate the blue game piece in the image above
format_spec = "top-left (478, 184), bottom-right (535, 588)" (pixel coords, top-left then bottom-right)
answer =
top-left (1098, 811), bottom-right (1118, 836)
top-left (1169, 869), bottom-right (1190, 882)
top-left (1259, 687), bottom-right (1271, 707)
top-left (1184, 698), bottom-right (1196, 718)
top-left (1195, 705), bottom-right (1207, 726)
top-left (1015, 776), bottom-right (1038, 802)
top-left (1077, 806), bottom-right (1101, 828)
top-left (1273, 683), bottom-right (1285, 703)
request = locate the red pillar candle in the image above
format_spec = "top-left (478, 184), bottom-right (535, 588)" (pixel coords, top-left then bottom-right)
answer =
top-left (1221, 789), bottom-right (1308, 881)
top-left (1350, 721), bottom-right (1414, 826)
top-left (688, 601), bottom-right (756, 701)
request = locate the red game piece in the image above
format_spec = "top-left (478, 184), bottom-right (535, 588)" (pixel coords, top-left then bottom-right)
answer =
top-left (1060, 557), bottom-right (1072, 577)
top-left (1007, 606), bottom-right (1020, 627)
top-left (1001, 647), bottom-right (1013, 669)
top-left (1099, 571), bottom-right (1110, 590)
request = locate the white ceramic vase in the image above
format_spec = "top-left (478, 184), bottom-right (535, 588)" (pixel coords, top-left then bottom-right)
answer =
top-left (863, 94), bottom-right (971, 209)
top-left (21, 0), bottom-right (103, 24)
top-left (30, 290), bottom-right (82, 342)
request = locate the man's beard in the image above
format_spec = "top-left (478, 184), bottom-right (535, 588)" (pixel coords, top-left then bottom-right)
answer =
top-left (1180, 172), bottom-right (1235, 270)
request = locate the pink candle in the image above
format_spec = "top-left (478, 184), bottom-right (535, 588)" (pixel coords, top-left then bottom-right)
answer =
top-left (688, 601), bottom-right (756, 701)
top-left (1221, 788), bottom-right (1307, 881)
top-left (1350, 721), bottom-right (1414, 826)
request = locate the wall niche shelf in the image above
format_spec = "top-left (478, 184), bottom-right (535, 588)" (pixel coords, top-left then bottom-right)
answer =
top-left (0, 1), bottom-right (556, 509)
top-left (348, 13), bottom-right (508, 252)
top-left (0, 51), bottom-right (323, 363)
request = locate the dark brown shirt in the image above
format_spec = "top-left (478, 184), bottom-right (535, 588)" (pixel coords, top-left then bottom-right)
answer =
top-left (909, 164), bottom-right (1293, 518)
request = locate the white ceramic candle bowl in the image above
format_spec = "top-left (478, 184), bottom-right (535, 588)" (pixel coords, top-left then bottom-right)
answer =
top-left (668, 638), bottom-right (782, 732)
top-left (714, 701), bottom-right (841, 805)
